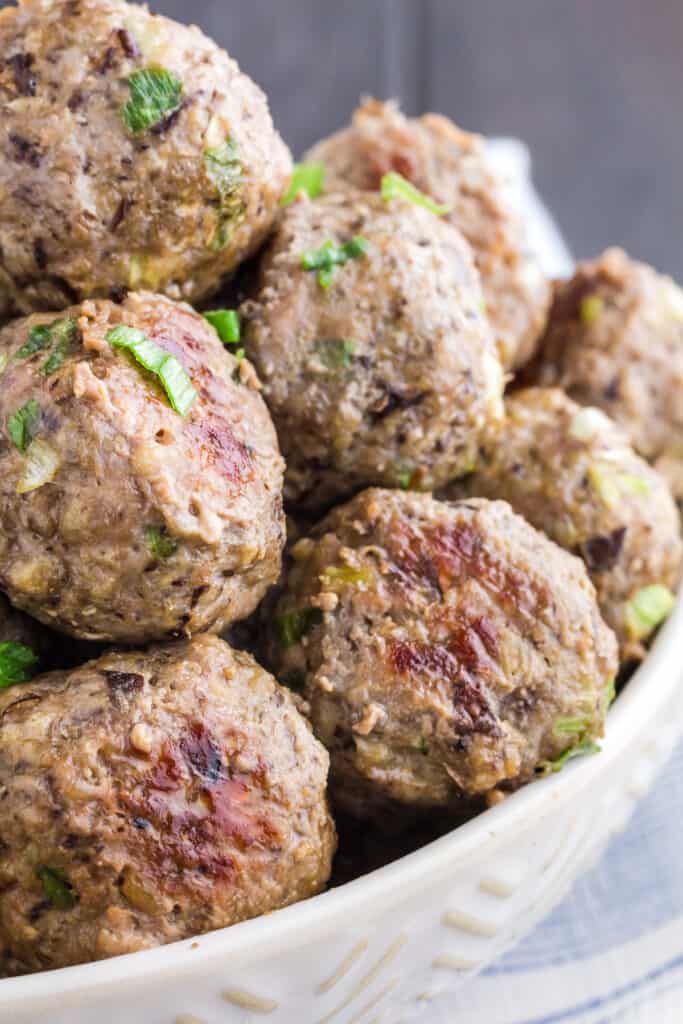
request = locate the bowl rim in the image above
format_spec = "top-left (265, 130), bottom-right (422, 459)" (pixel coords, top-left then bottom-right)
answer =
top-left (2, 596), bottom-right (682, 1007)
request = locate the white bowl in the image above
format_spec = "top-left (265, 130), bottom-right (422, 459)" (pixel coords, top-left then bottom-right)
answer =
top-left (3, 596), bottom-right (682, 1024)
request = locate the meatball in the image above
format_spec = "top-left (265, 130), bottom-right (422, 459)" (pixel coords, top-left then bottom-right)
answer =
top-left (267, 490), bottom-right (617, 821)
top-left (449, 389), bottom-right (682, 655)
top-left (0, 291), bottom-right (285, 643)
top-left (304, 98), bottom-right (550, 370)
top-left (529, 248), bottom-right (683, 500)
top-left (241, 190), bottom-right (504, 512)
top-left (0, 635), bottom-right (335, 976)
top-left (0, 0), bottom-right (292, 320)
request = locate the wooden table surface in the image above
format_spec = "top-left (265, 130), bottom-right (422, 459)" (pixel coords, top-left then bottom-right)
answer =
top-left (3, 0), bottom-right (682, 279)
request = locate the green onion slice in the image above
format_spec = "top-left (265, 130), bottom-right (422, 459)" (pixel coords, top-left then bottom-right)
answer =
top-left (301, 236), bottom-right (370, 289)
top-left (281, 162), bottom-right (325, 206)
top-left (537, 740), bottom-right (601, 776)
top-left (121, 67), bottom-right (184, 135)
top-left (624, 584), bottom-right (676, 641)
top-left (107, 326), bottom-right (197, 417)
top-left (381, 171), bottom-right (451, 216)
top-left (203, 309), bottom-right (241, 346)
top-left (0, 641), bottom-right (38, 688)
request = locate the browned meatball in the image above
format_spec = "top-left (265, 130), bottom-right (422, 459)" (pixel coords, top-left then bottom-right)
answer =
top-left (0, 0), bottom-right (292, 320)
top-left (529, 248), bottom-right (683, 500)
top-left (267, 490), bottom-right (617, 822)
top-left (0, 635), bottom-right (336, 976)
top-left (0, 292), bottom-right (284, 643)
top-left (449, 389), bottom-right (682, 657)
top-left (305, 98), bottom-right (550, 371)
top-left (241, 190), bottom-right (503, 512)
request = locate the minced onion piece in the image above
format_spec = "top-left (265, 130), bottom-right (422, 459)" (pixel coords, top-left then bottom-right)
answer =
top-left (16, 438), bottom-right (60, 494)
top-left (587, 462), bottom-right (650, 509)
top-left (381, 171), bottom-right (451, 216)
top-left (624, 584), bottom-right (676, 641)
top-left (568, 406), bottom-right (613, 442)
top-left (107, 325), bottom-right (197, 417)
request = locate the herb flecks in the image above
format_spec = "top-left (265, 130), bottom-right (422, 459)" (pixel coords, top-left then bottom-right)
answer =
top-left (121, 67), bottom-right (184, 135)
top-left (144, 524), bottom-right (178, 560)
top-left (281, 162), bottom-right (325, 206)
top-left (107, 325), bottom-right (196, 417)
top-left (275, 608), bottom-right (322, 648)
top-left (381, 172), bottom-right (451, 216)
top-left (316, 338), bottom-right (356, 370)
top-left (36, 866), bottom-right (78, 910)
top-left (301, 236), bottom-right (370, 289)
top-left (205, 138), bottom-right (245, 251)
top-left (16, 318), bottom-right (79, 376)
top-left (0, 641), bottom-right (38, 688)
top-left (8, 398), bottom-right (41, 453)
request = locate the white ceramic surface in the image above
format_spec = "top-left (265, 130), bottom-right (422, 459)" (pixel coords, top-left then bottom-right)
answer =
top-left (4, 145), bottom-right (681, 1024)
top-left (3, 599), bottom-right (682, 1024)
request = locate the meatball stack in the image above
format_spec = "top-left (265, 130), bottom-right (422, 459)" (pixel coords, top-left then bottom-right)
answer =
top-left (0, 0), bottom-right (679, 982)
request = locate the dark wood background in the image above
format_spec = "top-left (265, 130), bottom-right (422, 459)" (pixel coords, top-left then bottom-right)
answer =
top-left (4, 0), bottom-right (683, 277)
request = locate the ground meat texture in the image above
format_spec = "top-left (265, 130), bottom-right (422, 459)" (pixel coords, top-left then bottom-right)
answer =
top-left (241, 190), bottom-right (504, 512)
top-left (0, 0), bottom-right (292, 321)
top-left (0, 292), bottom-right (285, 643)
top-left (448, 389), bottom-right (682, 657)
top-left (0, 635), bottom-right (335, 976)
top-left (528, 248), bottom-right (683, 500)
top-left (267, 490), bottom-right (617, 822)
top-left (304, 98), bottom-right (550, 371)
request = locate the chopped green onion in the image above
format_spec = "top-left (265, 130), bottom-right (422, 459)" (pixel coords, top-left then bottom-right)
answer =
top-left (301, 236), bottom-right (370, 289)
top-left (16, 324), bottom-right (52, 359)
top-left (322, 565), bottom-right (374, 586)
top-left (280, 670), bottom-right (306, 692)
top-left (17, 439), bottom-right (60, 494)
top-left (275, 608), bottom-right (322, 648)
top-left (316, 338), bottom-right (356, 369)
top-left (580, 295), bottom-right (604, 325)
top-left (624, 584), bottom-right (676, 641)
top-left (144, 524), bottom-right (177, 560)
top-left (537, 740), bottom-right (601, 776)
top-left (16, 318), bottom-right (79, 376)
top-left (0, 641), bottom-right (38, 688)
top-left (381, 171), bottom-right (451, 216)
top-left (8, 398), bottom-right (41, 453)
top-left (588, 462), bottom-right (650, 509)
top-left (553, 716), bottom-right (591, 737)
top-left (107, 326), bottom-right (197, 417)
top-left (412, 736), bottom-right (430, 754)
top-left (205, 138), bottom-right (245, 250)
top-left (36, 866), bottom-right (78, 910)
top-left (203, 309), bottom-right (241, 345)
top-left (120, 67), bottom-right (184, 135)
top-left (281, 162), bottom-right (325, 206)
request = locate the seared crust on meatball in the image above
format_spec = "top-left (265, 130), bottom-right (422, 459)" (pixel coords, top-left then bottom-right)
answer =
top-left (529, 248), bottom-right (683, 499)
top-left (0, 635), bottom-right (335, 976)
top-left (0, 0), bottom-right (292, 319)
top-left (449, 389), bottom-right (682, 656)
top-left (0, 292), bottom-right (285, 642)
top-left (242, 190), bottom-right (504, 512)
top-left (305, 98), bottom-right (550, 370)
top-left (267, 490), bottom-right (617, 821)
